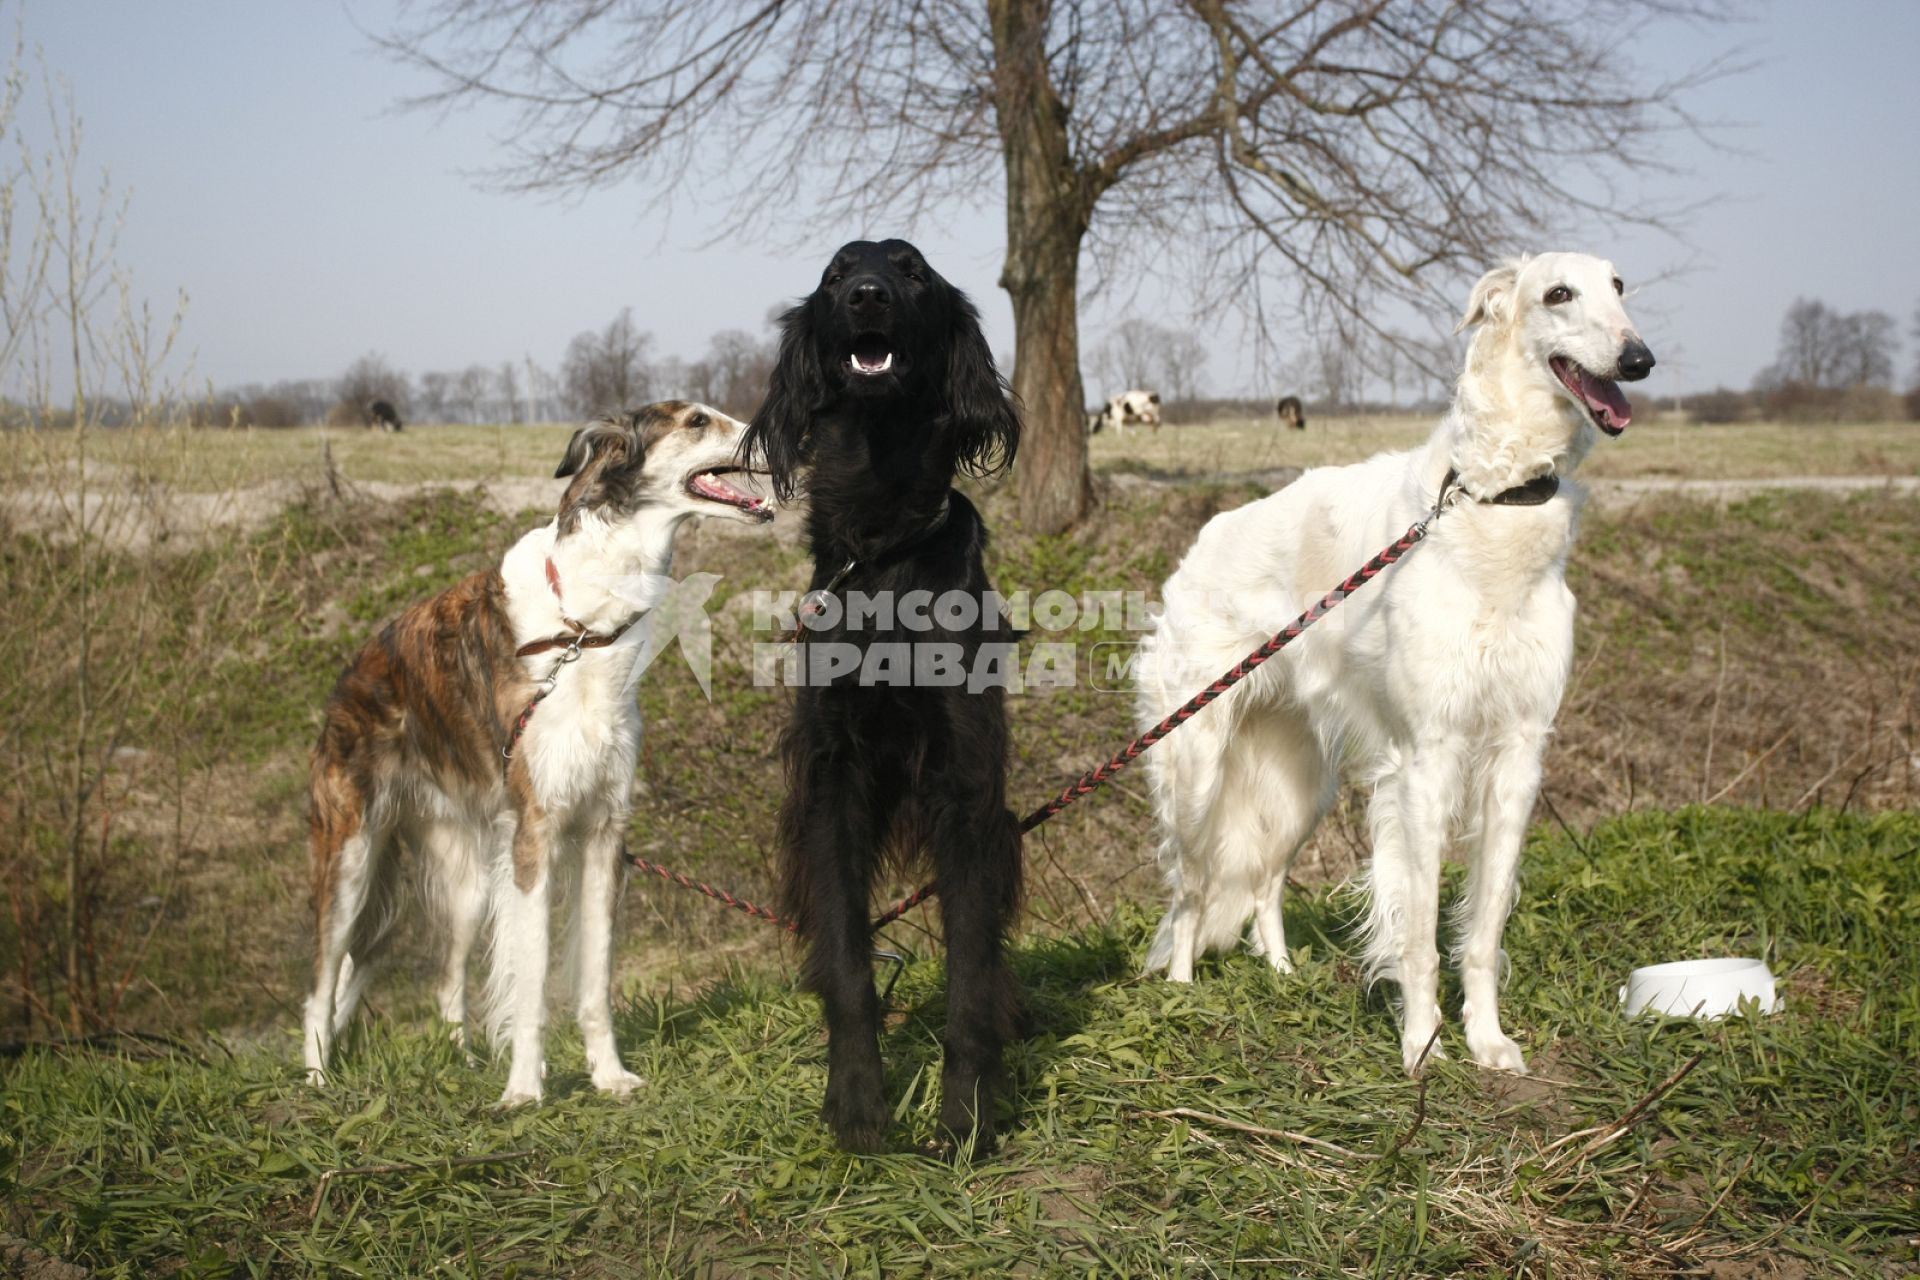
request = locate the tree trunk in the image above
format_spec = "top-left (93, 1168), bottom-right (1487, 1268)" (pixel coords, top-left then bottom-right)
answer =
top-left (989, 0), bottom-right (1093, 536)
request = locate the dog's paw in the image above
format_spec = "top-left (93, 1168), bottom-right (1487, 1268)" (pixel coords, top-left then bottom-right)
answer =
top-left (1467, 1031), bottom-right (1528, 1075)
top-left (822, 1089), bottom-right (890, 1154)
top-left (937, 1107), bottom-right (999, 1160)
top-left (496, 1082), bottom-right (543, 1108)
top-left (305, 1066), bottom-right (328, 1087)
top-left (593, 1067), bottom-right (647, 1097)
top-left (1400, 1030), bottom-right (1448, 1076)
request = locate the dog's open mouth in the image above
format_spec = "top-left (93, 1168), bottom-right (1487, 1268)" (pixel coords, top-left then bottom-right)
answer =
top-left (1549, 355), bottom-right (1632, 436)
top-left (687, 467), bottom-right (775, 521)
top-left (847, 334), bottom-right (894, 377)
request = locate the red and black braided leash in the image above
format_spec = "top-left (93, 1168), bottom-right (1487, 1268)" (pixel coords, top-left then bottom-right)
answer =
top-left (619, 504), bottom-right (1446, 935)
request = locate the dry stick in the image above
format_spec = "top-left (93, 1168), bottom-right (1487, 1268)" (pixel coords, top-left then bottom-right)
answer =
top-left (1137, 1108), bottom-right (1367, 1161)
top-left (1699, 625), bottom-right (1729, 804)
top-left (1701, 728), bottom-right (1793, 807)
top-left (1380, 1025), bottom-right (1445, 1161)
top-left (1539, 1050), bottom-right (1706, 1171)
top-left (1537, 790), bottom-right (1590, 862)
top-left (308, 1149), bottom-right (537, 1220)
top-left (1667, 1148), bottom-right (1761, 1253)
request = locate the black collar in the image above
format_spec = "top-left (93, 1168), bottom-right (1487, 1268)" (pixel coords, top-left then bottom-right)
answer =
top-left (1440, 467), bottom-right (1560, 508)
top-left (791, 496), bottom-right (954, 642)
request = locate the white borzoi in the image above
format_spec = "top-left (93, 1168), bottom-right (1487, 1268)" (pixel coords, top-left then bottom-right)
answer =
top-left (303, 402), bottom-right (773, 1105)
top-left (1136, 253), bottom-right (1654, 1075)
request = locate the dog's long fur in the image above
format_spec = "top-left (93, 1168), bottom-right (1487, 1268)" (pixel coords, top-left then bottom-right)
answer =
top-left (303, 402), bottom-right (772, 1104)
top-left (1137, 253), bottom-right (1654, 1075)
top-left (743, 239), bottom-right (1023, 1152)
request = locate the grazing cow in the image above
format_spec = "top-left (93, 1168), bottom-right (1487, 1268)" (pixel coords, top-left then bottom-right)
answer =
top-left (367, 400), bottom-right (403, 432)
top-left (1275, 395), bottom-right (1306, 431)
top-left (1091, 389), bottom-right (1162, 436)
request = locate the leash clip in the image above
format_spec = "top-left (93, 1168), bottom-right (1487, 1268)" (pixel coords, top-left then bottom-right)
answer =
top-left (872, 948), bottom-right (908, 1004)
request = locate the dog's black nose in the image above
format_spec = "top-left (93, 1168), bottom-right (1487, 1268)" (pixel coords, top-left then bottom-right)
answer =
top-left (848, 278), bottom-right (891, 314)
top-left (1617, 338), bottom-right (1655, 382)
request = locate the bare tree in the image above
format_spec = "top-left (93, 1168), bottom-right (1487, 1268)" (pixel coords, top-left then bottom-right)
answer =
top-left (335, 352), bottom-right (411, 424)
top-left (1831, 311), bottom-right (1897, 390)
top-left (1094, 318), bottom-right (1207, 401)
top-left (383, 0), bottom-right (1727, 533)
top-left (417, 369), bottom-right (453, 424)
top-left (1761, 298), bottom-right (1898, 390)
top-left (452, 363), bottom-right (494, 424)
top-left (561, 307), bottom-right (653, 417)
top-left (523, 355), bottom-right (557, 423)
top-left (1101, 318), bottom-right (1167, 391)
top-left (1314, 327), bottom-right (1365, 410)
top-left (496, 359), bottom-right (522, 423)
top-left (703, 328), bottom-right (777, 417)
top-left (1911, 301), bottom-right (1920, 391)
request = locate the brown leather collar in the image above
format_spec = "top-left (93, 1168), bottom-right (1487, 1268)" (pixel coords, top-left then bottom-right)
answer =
top-left (515, 555), bottom-right (636, 658)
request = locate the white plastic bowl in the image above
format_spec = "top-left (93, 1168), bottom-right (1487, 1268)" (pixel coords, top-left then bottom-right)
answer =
top-left (1619, 957), bottom-right (1782, 1019)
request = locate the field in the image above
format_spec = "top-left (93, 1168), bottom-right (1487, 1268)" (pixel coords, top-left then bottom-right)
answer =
top-left (2, 416), bottom-right (1917, 1276)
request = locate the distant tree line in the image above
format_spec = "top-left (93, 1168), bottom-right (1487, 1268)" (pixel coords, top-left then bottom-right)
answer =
top-left (187, 318), bottom-right (779, 429)
top-left (1685, 297), bottom-right (1919, 425)
top-left (138, 291), bottom-right (1920, 434)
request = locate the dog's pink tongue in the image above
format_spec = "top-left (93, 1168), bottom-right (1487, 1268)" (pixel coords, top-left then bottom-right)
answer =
top-left (1579, 368), bottom-right (1633, 431)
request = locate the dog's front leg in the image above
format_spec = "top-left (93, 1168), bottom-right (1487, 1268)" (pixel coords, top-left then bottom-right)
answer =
top-left (576, 817), bottom-right (644, 1096)
top-left (494, 808), bottom-right (553, 1106)
top-left (1379, 739), bottom-right (1465, 1074)
top-left (1456, 729), bottom-right (1548, 1075)
top-left (789, 778), bottom-right (890, 1153)
top-left (930, 802), bottom-right (1023, 1153)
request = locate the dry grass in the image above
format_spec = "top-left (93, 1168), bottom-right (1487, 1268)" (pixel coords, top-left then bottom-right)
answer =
top-left (1094, 413), bottom-right (1920, 483)
top-left (6, 425), bottom-right (1915, 1042)
top-left (18, 414), bottom-right (1917, 499)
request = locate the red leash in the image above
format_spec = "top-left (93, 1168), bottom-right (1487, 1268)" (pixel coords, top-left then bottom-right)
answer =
top-left (621, 506), bottom-right (1445, 935)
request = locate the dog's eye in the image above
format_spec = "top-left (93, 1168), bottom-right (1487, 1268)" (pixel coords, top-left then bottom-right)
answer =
top-left (1544, 285), bottom-right (1573, 306)
top-left (825, 272), bottom-right (845, 286)
top-left (689, 412), bottom-right (709, 429)
top-left (1612, 278), bottom-right (1625, 296)
top-left (904, 267), bottom-right (927, 284)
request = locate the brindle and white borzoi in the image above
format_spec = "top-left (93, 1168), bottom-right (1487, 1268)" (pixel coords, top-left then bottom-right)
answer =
top-left (303, 402), bottom-right (772, 1104)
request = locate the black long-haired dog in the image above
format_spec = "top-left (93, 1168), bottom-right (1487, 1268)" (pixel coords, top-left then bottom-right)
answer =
top-left (744, 239), bottom-right (1023, 1153)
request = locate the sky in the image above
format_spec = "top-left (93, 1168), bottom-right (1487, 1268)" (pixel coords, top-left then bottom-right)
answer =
top-left (13, 0), bottom-right (1920, 401)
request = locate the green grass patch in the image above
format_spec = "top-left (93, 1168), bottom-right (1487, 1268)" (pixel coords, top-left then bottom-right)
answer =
top-left (5, 808), bottom-right (1915, 1276)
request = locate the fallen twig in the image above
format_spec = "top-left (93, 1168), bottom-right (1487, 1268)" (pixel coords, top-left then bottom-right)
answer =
top-left (1540, 1051), bottom-right (1706, 1171)
top-left (1136, 1108), bottom-right (1366, 1160)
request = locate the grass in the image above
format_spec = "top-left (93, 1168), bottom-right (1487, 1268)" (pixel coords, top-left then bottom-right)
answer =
top-left (1090, 414), bottom-right (1920, 484)
top-left (3, 420), bottom-right (1916, 1274)
top-left (4, 808), bottom-right (1916, 1276)
top-left (20, 414), bottom-right (1917, 495)
top-left (3, 465), bottom-right (1916, 1038)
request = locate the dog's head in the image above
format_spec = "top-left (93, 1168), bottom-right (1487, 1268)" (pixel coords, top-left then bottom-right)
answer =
top-left (1457, 252), bottom-right (1656, 437)
top-left (745, 238), bottom-right (1020, 499)
top-left (554, 401), bottom-right (774, 535)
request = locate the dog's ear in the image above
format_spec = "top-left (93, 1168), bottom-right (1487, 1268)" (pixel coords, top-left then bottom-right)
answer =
top-left (743, 302), bottom-right (823, 502)
top-left (555, 416), bottom-right (639, 479)
top-left (554, 415), bottom-right (647, 532)
top-left (1456, 260), bottom-right (1523, 334)
top-left (943, 289), bottom-right (1020, 480)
